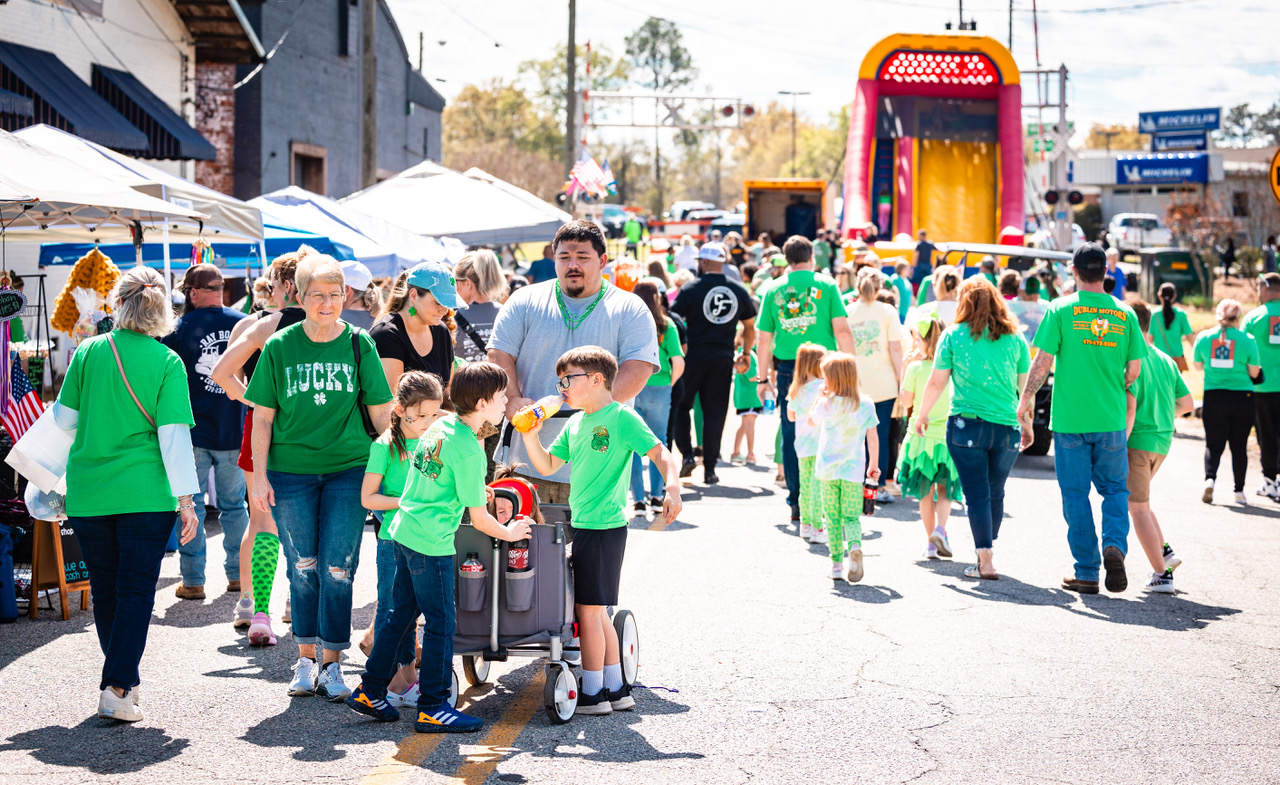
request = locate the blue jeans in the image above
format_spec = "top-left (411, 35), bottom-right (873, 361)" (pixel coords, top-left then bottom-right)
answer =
top-left (947, 416), bottom-right (1021, 550)
top-left (631, 384), bottom-right (672, 502)
top-left (1053, 430), bottom-right (1130, 581)
top-left (362, 543), bottom-right (454, 710)
top-left (268, 466), bottom-right (366, 650)
top-left (868, 398), bottom-right (895, 482)
top-left (178, 447), bottom-right (248, 587)
top-left (70, 511), bottom-right (174, 691)
top-left (375, 536), bottom-right (417, 668)
top-left (776, 360), bottom-right (799, 508)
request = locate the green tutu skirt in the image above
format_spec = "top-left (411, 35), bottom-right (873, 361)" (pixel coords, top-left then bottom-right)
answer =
top-left (896, 433), bottom-right (963, 502)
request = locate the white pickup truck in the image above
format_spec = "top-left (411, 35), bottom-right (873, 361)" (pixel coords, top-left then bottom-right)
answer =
top-left (1105, 213), bottom-right (1172, 253)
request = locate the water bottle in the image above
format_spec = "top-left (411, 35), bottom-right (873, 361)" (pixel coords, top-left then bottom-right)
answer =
top-left (762, 389), bottom-right (776, 415)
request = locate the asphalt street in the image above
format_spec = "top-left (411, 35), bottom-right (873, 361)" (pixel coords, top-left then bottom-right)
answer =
top-left (3, 416), bottom-right (1279, 784)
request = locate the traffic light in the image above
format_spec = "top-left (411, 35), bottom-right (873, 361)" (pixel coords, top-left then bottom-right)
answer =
top-left (1044, 190), bottom-right (1060, 205)
top-left (1067, 190), bottom-right (1084, 205)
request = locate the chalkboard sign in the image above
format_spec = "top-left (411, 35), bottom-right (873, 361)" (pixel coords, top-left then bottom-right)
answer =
top-left (0, 290), bottom-right (26, 323)
top-left (60, 522), bottom-right (88, 584)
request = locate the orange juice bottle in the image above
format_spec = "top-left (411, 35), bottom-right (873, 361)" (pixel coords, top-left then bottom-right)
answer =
top-left (511, 395), bottom-right (563, 433)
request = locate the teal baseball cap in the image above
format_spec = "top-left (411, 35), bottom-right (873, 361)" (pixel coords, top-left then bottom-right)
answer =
top-left (406, 261), bottom-right (465, 309)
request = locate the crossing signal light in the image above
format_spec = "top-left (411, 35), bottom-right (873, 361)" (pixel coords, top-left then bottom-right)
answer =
top-left (743, 104), bottom-right (755, 117)
top-left (722, 105), bottom-right (734, 117)
top-left (1044, 190), bottom-right (1060, 205)
top-left (1067, 190), bottom-right (1084, 205)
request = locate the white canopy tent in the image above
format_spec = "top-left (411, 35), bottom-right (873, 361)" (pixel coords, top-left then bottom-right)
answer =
top-left (11, 125), bottom-right (264, 283)
top-left (249, 186), bottom-right (447, 276)
top-left (0, 129), bottom-right (206, 243)
top-left (341, 160), bottom-right (570, 246)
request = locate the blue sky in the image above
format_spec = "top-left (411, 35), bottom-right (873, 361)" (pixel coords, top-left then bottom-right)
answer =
top-left (388, 0), bottom-right (1280, 139)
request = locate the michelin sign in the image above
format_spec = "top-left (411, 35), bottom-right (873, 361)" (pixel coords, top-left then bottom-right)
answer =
top-left (1116, 153), bottom-right (1210, 185)
top-left (1138, 109), bottom-right (1220, 134)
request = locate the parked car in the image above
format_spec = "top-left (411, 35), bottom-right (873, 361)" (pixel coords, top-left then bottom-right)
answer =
top-left (667, 200), bottom-right (716, 221)
top-left (1106, 213), bottom-right (1172, 253)
top-left (709, 213), bottom-right (746, 238)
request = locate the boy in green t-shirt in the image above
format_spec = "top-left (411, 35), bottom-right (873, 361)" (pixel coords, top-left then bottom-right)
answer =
top-left (346, 363), bottom-right (532, 733)
top-left (522, 346), bottom-right (682, 716)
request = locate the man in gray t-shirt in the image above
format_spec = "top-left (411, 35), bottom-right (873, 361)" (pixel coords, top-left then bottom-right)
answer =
top-left (489, 221), bottom-right (659, 496)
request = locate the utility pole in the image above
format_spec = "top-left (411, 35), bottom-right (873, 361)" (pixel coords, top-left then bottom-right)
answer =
top-left (1008, 0), bottom-right (1013, 50)
top-left (778, 90), bottom-right (809, 177)
top-left (418, 32), bottom-right (423, 73)
top-left (565, 0), bottom-right (576, 180)
top-left (361, 0), bottom-right (377, 189)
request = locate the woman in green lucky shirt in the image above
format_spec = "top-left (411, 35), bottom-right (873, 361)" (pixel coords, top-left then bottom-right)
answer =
top-left (56, 266), bottom-right (201, 722)
top-left (1193, 298), bottom-right (1261, 504)
top-left (246, 254), bottom-right (395, 701)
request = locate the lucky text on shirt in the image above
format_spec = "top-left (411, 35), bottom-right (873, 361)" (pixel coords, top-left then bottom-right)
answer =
top-left (283, 362), bottom-right (357, 399)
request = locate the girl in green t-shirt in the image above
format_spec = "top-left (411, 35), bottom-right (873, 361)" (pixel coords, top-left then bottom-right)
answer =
top-left (787, 343), bottom-right (829, 544)
top-left (731, 348), bottom-right (764, 463)
top-left (1152, 283), bottom-right (1195, 367)
top-left (896, 316), bottom-right (963, 561)
top-left (360, 371), bottom-right (443, 707)
top-left (1193, 298), bottom-right (1262, 504)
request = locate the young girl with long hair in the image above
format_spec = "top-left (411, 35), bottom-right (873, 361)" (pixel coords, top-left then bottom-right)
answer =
top-left (896, 316), bottom-right (963, 560)
top-left (787, 343), bottom-right (829, 543)
top-left (1152, 282), bottom-right (1195, 371)
top-left (809, 353), bottom-right (880, 581)
top-left (360, 370), bottom-right (445, 707)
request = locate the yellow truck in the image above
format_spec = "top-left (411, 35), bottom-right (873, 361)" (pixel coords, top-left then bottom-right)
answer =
top-left (743, 179), bottom-right (827, 242)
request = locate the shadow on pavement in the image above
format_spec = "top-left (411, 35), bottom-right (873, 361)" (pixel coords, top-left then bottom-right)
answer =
top-left (681, 483), bottom-right (775, 502)
top-left (0, 602), bottom-right (95, 663)
top-left (926, 560), bottom-right (1079, 609)
top-left (1068, 593), bottom-right (1242, 631)
top-left (1224, 504), bottom-right (1280, 519)
top-left (1011, 454), bottom-right (1056, 476)
top-left (627, 515), bottom-right (697, 532)
top-left (516, 685), bottom-right (704, 765)
top-left (151, 590), bottom-right (239, 629)
top-left (0, 716), bottom-right (189, 773)
top-left (831, 583), bottom-right (902, 603)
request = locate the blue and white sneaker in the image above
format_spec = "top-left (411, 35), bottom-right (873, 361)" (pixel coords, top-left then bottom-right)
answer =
top-left (345, 685), bottom-right (400, 721)
top-left (414, 703), bottom-right (483, 733)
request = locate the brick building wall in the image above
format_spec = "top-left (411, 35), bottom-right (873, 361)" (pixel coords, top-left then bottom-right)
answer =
top-left (194, 64), bottom-right (236, 195)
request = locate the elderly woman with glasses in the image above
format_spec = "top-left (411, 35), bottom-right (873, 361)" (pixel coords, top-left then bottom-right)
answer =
top-left (245, 254), bottom-right (394, 702)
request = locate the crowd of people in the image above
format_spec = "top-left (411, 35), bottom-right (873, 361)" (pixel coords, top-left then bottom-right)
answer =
top-left (49, 216), bottom-right (1279, 732)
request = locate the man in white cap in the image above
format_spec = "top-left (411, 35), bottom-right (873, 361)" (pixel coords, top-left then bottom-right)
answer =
top-left (340, 260), bottom-right (377, 330)
top-left (671, 242), bottom-right (757, 484)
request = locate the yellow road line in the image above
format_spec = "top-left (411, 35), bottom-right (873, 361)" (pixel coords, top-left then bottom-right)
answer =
top-left (451, 671), bottom-right (546, 785)
top-left (358, 688), bottom-right (480, 785)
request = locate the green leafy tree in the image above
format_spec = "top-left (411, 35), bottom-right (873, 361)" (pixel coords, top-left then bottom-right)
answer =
top-left (518, 44), bottom-right (631, 132)
top-left (625, 17), bottom-right (697, 214)
top-left (442, 79), bottom-right (563, 200)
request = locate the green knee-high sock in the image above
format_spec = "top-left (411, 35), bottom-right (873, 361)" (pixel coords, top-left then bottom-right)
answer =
top-left (251, 533), bottom-right (280, 615)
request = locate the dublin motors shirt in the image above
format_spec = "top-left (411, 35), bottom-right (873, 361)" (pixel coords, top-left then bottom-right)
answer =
top-left (244, 322), bottom-right (393, 474)
top-left (1033, 291), bottom-right (1146, 434)
top-left (755, 271), bottom-right (847, 360)
top-left (392, 415), bottom-right (487, 557)
top-left (162, 306), bottom-right (247, 451)
top-left (671, 273), bottom-right (757, 362)
top-left (549, 402), bottom-right (661, 529)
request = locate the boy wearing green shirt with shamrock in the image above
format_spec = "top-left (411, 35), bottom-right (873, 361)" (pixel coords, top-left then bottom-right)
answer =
top-left (522, 346), bottom-right (682, 716)
top-left (345, 363), bottom-right (532, 733)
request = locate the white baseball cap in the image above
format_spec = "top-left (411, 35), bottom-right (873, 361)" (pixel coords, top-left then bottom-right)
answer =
top-left (341, 260), bottom-right (374, 291)
top-left (697, 242), bottom-right (728, 263)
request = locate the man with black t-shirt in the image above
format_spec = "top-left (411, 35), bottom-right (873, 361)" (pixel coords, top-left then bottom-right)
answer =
top-left (671, 242), bottom-right (757, 484)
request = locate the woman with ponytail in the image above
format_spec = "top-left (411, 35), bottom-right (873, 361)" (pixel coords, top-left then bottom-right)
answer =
top-left (912, 265), bottom-right (962, 326)
top-left (1151, 283), bottom-right (1195, 371)
top-left (1193, 298), bottom-right (1261, 504)
top-left (54, 266), bottom-right (201, 721)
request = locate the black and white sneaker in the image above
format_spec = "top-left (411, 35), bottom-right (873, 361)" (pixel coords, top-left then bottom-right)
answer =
top-left (1145, 570), bottom-right (1175, 594)
top-left (1162, 543), bottom-right (1182, 572)
top-left (576, 688), bottom-right (613, 716)
top-left (648, 496), bottom-right (663, 511)
top-left (608, 683), bottom-right (635, 711)
top-left (633, 501), bottom-right (646, 513)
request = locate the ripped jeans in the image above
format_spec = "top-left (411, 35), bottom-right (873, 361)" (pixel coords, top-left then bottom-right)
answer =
top-left (268, 466), bottom-right (366, 650)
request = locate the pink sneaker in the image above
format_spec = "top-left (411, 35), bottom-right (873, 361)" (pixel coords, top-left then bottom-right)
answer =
top-left (248, 612), bottom-right (277, 646)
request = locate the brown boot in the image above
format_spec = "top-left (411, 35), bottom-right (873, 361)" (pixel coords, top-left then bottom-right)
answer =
top-left (175, 583), bottom-right (206, 600)
top-left (226, 580), bottom-right (241, 593)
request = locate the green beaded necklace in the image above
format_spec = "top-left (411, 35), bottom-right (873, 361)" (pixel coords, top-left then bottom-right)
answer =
top-left (555, 280), bottom-right (608, 331)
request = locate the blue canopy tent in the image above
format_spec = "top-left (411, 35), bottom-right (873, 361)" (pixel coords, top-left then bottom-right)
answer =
top-left (38, 222), bottom-right (355, 273)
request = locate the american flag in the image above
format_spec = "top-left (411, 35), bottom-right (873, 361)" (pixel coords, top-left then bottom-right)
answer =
top-left (2, 354), bottom-right (43, 441)
top-left (569, 153), bottom-right (612, 199)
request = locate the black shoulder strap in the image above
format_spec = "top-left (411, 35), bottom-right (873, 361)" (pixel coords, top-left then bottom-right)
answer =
top-left (351, 328), bottom-right (379, 439)
top-left (454, 312), bottom-right (487, 354)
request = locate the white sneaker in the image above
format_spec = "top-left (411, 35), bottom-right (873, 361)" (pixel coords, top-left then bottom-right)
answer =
top-left (928, 528), bottom-right (953, 558)
top-left (288, 657), bottom-right (319, 696)
top-left (810, 528), bottom-right (828, 545)
top-left (387, 681), bottom-right (420, 708)
top-left (846, 549), bottom-right (865, 583)
top-left (799, 523), bottom-right (812, 540)
top-left (316, 662), bottom-right (351, 702)
top-left (876, 488), bottom-right (893, 503)
top-left (1202, 479), bottom-right (1214, 504)
top-left (922, 543), bottom-right (939, 560)
top-left (97, 688), bottom-right (142, 722)
top-left (1145, 571), bottom-right (1175, 594)
top-left (1235, 491), bottom-right (1248, 505)
top-left (1257, 478), bottom-right (1276, 498)
top-left (232, 596), bottom-right (254, 629)
top-left (1162, 543), bottom-right (1182, 572)
top-left (830, 562), bottom-right (844, 581)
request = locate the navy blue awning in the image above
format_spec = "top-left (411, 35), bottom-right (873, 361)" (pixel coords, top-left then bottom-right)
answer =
top-left (0, 41), bottom-right (148, 152)
top-left (0, 88), bottom-right (33, 116)
top-left (92, 65), bottom-right (216, 161)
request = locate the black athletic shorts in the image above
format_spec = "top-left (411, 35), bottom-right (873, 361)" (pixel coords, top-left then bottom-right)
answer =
top-left (570, 526), bottom-right (627, 606)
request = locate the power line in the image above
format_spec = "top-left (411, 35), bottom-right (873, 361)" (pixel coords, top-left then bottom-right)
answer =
top-left (435, 0), bottom-right (503, 48)
top-left (233, 0), bottom-right (318, 89)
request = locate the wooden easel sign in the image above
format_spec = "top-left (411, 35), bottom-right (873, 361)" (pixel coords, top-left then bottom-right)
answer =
top-left (28, 519), bottom-right (89, 620)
